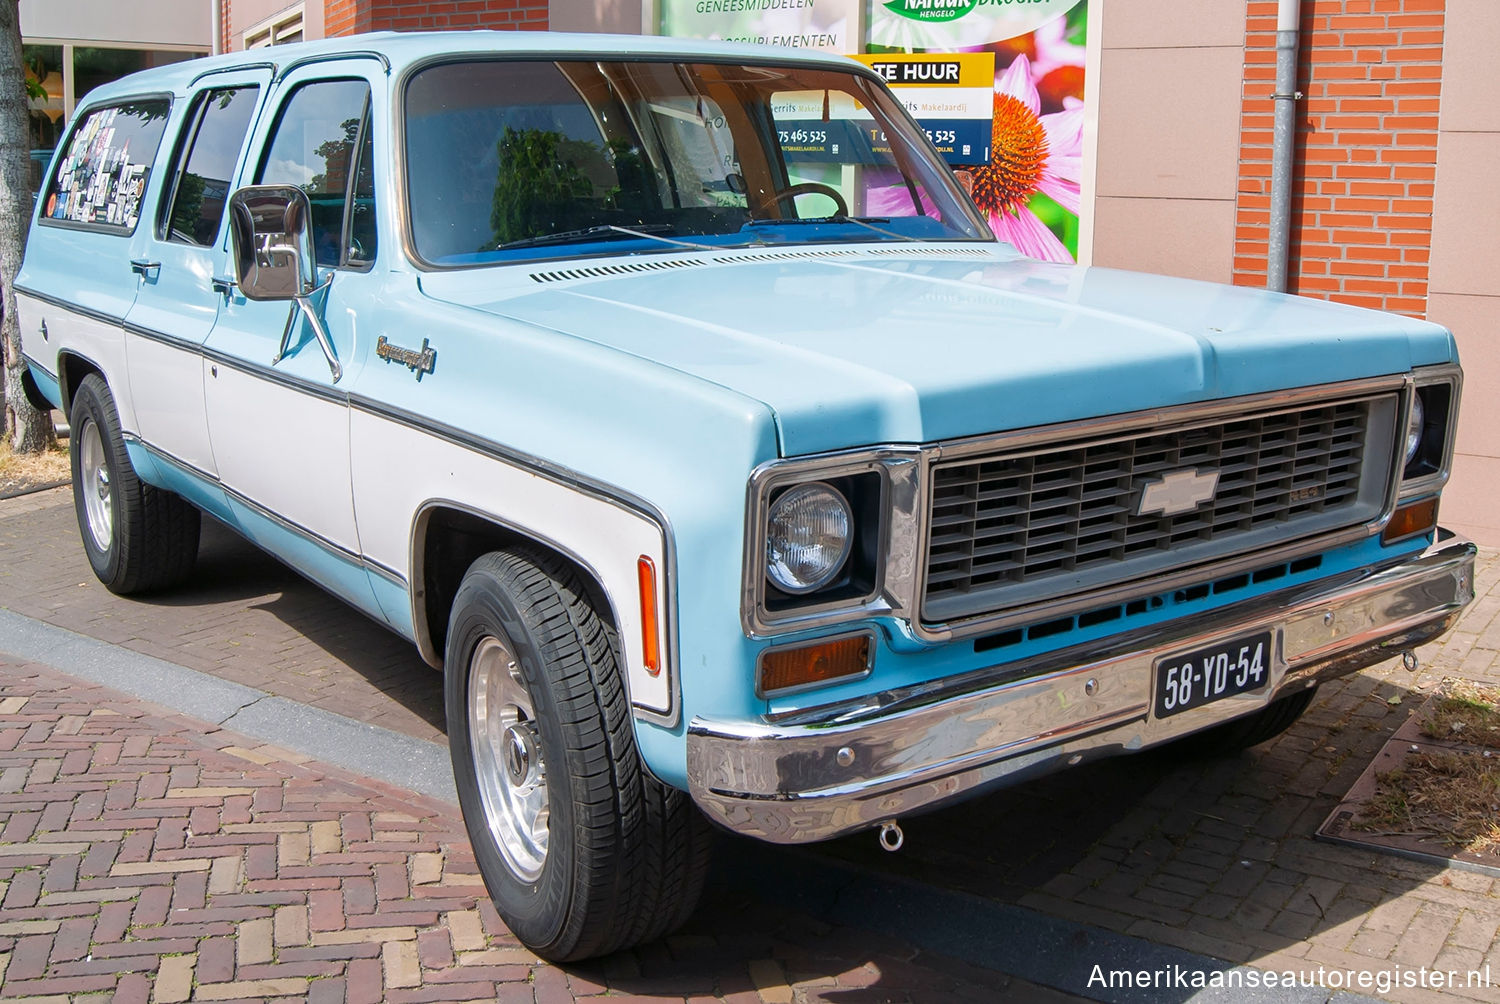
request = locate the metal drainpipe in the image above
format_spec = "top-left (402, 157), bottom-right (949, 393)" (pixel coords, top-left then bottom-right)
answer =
top-left (211, 0), bottom-right (223, 56)
top-left (1267, 0), bottom-right (1303, 293)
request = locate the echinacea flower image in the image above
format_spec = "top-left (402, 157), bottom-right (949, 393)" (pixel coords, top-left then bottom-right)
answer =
top-left (968, 53), bottom-right (1083, 263)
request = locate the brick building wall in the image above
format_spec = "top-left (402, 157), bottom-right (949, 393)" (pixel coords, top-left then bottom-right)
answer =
top-left (228, 0), bottom-right (548, 47)
top-left (1233, 0), bottom-right (1444, 316)
top-left (325, 0), bottom-right (546, 35)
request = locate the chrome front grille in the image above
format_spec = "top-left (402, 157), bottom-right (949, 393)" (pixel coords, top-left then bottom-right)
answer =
top-left (922, 393), bottom-right (1398, 625)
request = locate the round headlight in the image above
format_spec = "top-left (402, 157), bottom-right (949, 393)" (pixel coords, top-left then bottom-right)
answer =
top-left (1404, 393), bottom-right (1425, 466)
top-left (766, 483), bottom-right (853, 595)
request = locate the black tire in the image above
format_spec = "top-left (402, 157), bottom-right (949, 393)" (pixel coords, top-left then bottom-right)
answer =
top-left (1176, 686), bottom-right (1318, 756)
top-left (68, 374), bottom-right (200, 594)
top-left (444, 547), bottom-right (711, 962)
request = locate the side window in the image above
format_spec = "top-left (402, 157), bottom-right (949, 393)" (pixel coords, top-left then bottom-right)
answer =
top-left (42, 99), bottom-right (170, 232)
top-left (256, 78), bottom-right (373, 267)
top-left (162, 86), bottom-right (260, 246)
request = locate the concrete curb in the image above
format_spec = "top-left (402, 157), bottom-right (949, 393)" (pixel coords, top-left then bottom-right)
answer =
top-left (0, 606), bottom-right (456, 803)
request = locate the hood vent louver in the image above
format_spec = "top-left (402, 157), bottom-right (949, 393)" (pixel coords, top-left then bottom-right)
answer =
top-left (528, 244), bottom-right (990, 283)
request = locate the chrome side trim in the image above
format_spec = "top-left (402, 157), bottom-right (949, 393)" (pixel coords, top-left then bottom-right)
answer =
top-left (124, 321), bottom-right (199, 353)
top-left (131, 436), bottom-right (409, 592)
top-left (77, 321), bottom-right (681, 675)
top-left (408, 498), bottom-right (680, 728)
top-left (692, 536), bottom-right (1475, 844)
top-left (203, 335), bottom-right (347, 406)
top-left (277, 50), bottom-right (392, 80)
top-left (189, 61), bottom-right (278, 87)
top-left (16, 286), bottom-right (124, 329)
top-left (20, 352), bottom-right (57, 382)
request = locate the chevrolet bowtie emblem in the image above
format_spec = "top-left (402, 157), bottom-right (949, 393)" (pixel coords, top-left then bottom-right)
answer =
top-left (1137, 468), bottom-right (1221, 518)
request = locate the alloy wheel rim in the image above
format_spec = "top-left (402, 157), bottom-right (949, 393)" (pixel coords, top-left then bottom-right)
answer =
top-left (468, 634), bottom-right (549, 882)
top-left (78, 418), bottom-right (113, 553)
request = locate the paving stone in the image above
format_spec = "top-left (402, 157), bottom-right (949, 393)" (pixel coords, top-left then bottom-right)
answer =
top-left (0, 661), bottom-right (1024, 1004)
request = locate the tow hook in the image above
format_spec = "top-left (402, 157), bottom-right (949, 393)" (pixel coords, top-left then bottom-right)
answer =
top-left (877, 820), bottom-right (904, 852)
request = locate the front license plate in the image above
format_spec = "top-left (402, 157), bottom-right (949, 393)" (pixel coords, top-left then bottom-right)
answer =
top-left (1154, 630), bottom-right (1275, 719)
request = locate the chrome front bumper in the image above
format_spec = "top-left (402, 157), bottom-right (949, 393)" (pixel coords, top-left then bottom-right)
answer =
top-left (688, 537), bottom-right (1476, 844)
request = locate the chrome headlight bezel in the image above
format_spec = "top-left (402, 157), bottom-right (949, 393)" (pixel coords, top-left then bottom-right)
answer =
top-left (1396, 364), bottom-right (1462, 501)
top-left (742, 448), bottom-right (922, 638)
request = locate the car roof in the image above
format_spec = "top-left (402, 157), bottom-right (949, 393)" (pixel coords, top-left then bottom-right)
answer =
top-left (77, 30), bottom-right (868, 105)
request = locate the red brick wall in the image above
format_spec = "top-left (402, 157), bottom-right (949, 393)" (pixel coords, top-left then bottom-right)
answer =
top-left (1233, 0), bottom-right (1444, 316)
top-left (325, 0), bottom-right (547, 34)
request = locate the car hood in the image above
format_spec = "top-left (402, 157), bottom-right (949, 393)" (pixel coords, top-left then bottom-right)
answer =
top-left (419, 244), bottom-right (1457, 456)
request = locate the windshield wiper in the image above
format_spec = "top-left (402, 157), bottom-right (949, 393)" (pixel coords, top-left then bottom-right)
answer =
top-left (745, 216), bottom-right (917, 242)
top-left (493, 223), bottom-right (713, 252)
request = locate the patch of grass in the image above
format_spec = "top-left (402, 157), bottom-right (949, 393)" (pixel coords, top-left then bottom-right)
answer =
top-left (1356, 752), bottom-right (1500, 855)
top-left (0, 438), bottom-right (69, 486)
top-left (1420, 682), bottom-right (1500, 750)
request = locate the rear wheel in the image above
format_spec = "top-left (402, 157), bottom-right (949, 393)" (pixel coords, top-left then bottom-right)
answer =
top-left (68, 374), bottom-right (199, 594)
top-left (444, 547), bottom-right (710, 961)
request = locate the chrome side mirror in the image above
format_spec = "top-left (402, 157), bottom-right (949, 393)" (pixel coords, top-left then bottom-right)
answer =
top-left (226, 184), bottom-right (342, 383)
top-left (228, 185), bottom-right (318, 300)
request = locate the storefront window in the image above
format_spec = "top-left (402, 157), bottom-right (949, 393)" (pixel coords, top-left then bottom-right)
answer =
top-left (73, 47), bottom-right (195, 104)
top-left (23, 44), bottom-right (64, 154)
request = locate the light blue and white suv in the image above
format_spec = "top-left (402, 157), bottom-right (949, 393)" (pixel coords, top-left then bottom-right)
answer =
top-left (16, 30), bottom-right (1474, 961)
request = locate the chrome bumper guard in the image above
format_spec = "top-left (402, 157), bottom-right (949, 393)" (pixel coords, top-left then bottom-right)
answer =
top-left (689, 537), bottom-right (1476, 844)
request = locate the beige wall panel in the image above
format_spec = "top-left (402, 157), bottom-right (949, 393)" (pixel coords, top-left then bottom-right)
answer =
top-left (1091, 196), bottom-right (1235, 284)
top-left (1435, 0), bottom-right (1500, 133)
top-left (1095, 46), bottom-right (1242, 202)
top-left (1102, 0), bottom-right (1246, 50)
top-left (1438, 453), bottom-right (1500, 548)
top-left (227, 0), bottom-right (321, 43)
top-left (1430, 132), bottom-right (1500, 298)
top-left (550, 0), bottom-right (644, 34)
top-left (1428, 293), bottom-right (1500, 460)
top-left (21, 0), bottom-right (210, 47)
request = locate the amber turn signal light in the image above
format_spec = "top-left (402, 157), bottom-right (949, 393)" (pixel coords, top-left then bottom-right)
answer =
top-left (637, 556), bottom-right (661, 677)
top-left (1382, 497), bottom-right (1439, 545)
top-left (759, 634), bottom-right (871, 696)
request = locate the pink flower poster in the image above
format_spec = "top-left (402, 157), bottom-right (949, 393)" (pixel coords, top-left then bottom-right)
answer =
top-left (871, 0), bottom-right (1089, 263)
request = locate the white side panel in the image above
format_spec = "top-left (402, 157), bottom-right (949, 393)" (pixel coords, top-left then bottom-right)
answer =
top-left (207, 366), bottom-right (358, 551)
top-left (349, 410), bottom-right (673, 717)
top-left (16, 294), bottom-right (138, 431)
top-left (126, 337), bottom-right (215, 474)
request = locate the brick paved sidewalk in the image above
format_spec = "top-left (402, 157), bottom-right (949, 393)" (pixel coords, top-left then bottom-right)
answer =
top-left (0, 660), bottom-right (1067, 1004)
top-left (0, 489), bottom-right (443, 744)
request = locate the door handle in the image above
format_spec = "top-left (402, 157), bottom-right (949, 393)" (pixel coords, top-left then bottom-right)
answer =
top-left (211, 275), bottom-right (236, 296)
top-left (129, 258), bottom-right (161, 278)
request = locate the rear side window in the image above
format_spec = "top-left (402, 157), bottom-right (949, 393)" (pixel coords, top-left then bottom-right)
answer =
top-left (256, 78), bottom-right (374, 267)
top-left (162, 86), bottom-right (260, 246)
top-left (42, 98), bottom-right (170, 232)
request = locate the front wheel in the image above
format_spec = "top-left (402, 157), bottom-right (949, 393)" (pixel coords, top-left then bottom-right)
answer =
top-left (445, 547), bottom-right (710, 961)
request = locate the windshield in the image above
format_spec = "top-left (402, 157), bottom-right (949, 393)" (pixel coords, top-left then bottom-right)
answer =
top-left (403, 58), bottom-right (992, 266)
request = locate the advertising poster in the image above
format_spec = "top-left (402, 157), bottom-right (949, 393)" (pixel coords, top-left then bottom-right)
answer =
top-left (850, 52), bottom-right (996, 167)
top-left (659, 0), bottom-right (862, 54)
top-left (871, 0), bottom-right (1089, 263)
